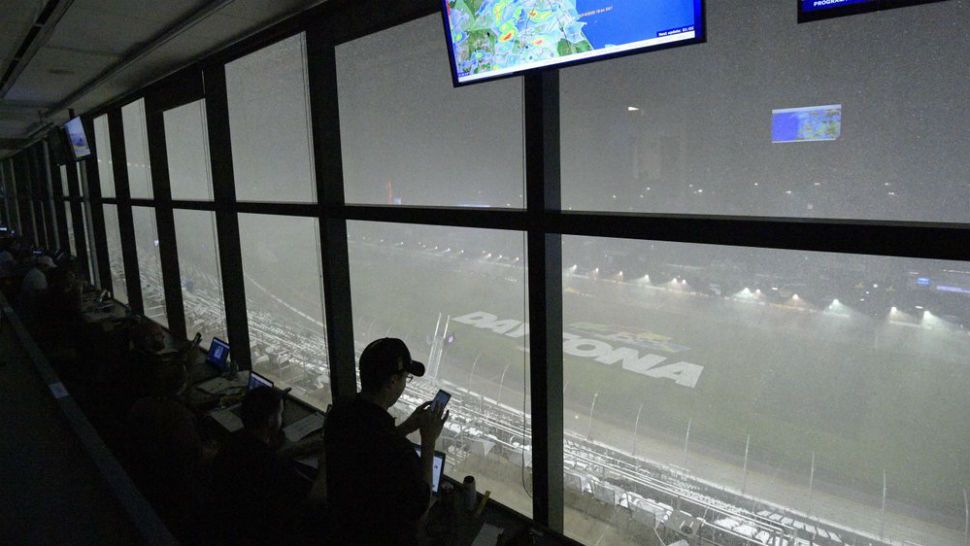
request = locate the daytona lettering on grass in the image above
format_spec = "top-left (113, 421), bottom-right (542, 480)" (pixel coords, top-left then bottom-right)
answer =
top-left (453, 311), bottom-right (703, 388)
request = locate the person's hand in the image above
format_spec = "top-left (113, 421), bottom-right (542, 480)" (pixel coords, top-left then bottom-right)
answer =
top-left (398, 401), bottom-right (433, 436)
top-left (419, 403), bottom-right (449, 446)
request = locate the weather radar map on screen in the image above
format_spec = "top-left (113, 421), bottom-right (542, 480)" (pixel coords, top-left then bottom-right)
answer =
top-left (444, 0), bottom-right (703, 84)
top-left (64, 118), bottom-right (91, 159)
top-left (772, 105), bottom-right (842, 143)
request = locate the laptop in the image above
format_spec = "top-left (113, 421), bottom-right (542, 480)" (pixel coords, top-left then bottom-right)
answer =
top-left (206, 337), bottom-right (231, 372)
top-left (413, 444), bottom-right (447, 494)
top-left (247, 371), bottom-right (274, 390)
top-left (208, 371), bottom-right (276, 432)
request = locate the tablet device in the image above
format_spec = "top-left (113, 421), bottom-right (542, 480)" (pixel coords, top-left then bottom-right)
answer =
top-left (413, 444), bottom-right (447, 494)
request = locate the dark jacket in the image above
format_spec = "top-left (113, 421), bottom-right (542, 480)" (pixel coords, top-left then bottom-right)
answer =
top-left (212, 431), bottom-right (311, 546)
top-left (324, 396), bottom-right (430, 546)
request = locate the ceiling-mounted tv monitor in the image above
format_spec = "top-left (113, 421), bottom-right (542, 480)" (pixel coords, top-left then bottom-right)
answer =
top-left (63, 117), bottom-right (91, 160)
top-left (798, 0), bottom-right (950, 23)
top-left (442, 0), bottom-right (705, 86)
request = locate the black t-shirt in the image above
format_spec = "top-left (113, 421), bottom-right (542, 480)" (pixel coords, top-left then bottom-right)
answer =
top-left (212, 431), bottom-right (311, 546)
top-left (324, 396), bottom-right (430, 546)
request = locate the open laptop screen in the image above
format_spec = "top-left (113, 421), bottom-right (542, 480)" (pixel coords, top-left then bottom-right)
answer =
top-left (248, 371), bottom-right (274, 390)
top-left (206, 337), bottom-right (231, 371)
top-left (413, 445), bottom-right (446, 494)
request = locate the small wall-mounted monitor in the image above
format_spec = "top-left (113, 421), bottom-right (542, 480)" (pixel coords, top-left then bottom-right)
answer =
top-left (63, 118), bottom-right (92, 160)
top-left (771, 104), bottom-right (842, 143)
top-left (798, 0), bottom-right (949, 23)
top-left (442, 0), bottom-right (705, 86)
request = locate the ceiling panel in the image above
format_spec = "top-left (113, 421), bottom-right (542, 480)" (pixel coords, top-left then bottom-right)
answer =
top-left (0, 0), bottom-right (44, 70)
top-left (5, 44), bottom-right (117, 103)
top-left (227, 0), bottom-right (324, 23)
top-left (0, 0), bottom-right (327, 143)
top-left (44, 0), bottom-right (208, 55)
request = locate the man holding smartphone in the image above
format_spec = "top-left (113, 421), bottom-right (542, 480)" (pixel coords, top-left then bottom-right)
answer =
top-left (324, 338), bottom-right (450, 546)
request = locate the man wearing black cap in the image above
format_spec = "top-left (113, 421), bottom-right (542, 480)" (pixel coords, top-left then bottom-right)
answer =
top-left (324, 338), bottom-right (449, 546)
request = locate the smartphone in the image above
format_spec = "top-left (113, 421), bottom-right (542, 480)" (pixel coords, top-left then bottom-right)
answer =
top-left (431, 389), bottom-right (451, 411)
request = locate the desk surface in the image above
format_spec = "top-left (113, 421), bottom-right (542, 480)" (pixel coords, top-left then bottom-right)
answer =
top-left (423, 483), bottom-right (582, 546)
top-left (79, 292), bottom-right (128, 324)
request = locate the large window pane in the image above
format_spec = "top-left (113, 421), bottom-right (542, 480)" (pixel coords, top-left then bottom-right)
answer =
top-left (347, 221), bottom-right (532, 517)
top-left (131, 206), bottom-right (165, 326)
top-left (101, 204), bottom-right (125, 302)
top-left (59, 164), bottom-right (69, 198)
top-left (174, 210), bottom-right (225, 347)
top-left (122, 99), bottom-right (153, 199)
top-left (79, 168), bottom-right (97, 284)
top-left (64, 203), bottom-right (75, 256)
top-left (561, 1), bottom-right (970, 222)
top-left (76, 164), bottom-right (85, 197)
top-left (561, 236), bottom-right (969, 546)
top-left (93, 114), bottom-right (115, 198)
top-left (165, 101), bottom-right (213, 201)
top-left (238, 213), bottom-right (329, 407)
top-left (226, 34), bottom-right (315, 203)
top-left (337, 16), bottom-right (524, 208)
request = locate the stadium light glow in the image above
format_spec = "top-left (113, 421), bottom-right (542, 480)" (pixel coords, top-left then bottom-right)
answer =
top-left (921, 310), bottom-right (943, 329)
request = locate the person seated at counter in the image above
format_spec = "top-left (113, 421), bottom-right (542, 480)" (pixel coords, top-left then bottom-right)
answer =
top-left (0, 241), bottom-right (14, 272)
top-left (20, 254), bottom-right (55, 294)
top-left (212, 386), bottom-right (325, 546)
top-left (18, 255), bottom-right (56, 319)
top-left (131, 319), bottom-right (168, 355)
top-left (127, 360), bottom-right (215, 539)
top-left (324, 338), bottom-right (449, 546)
top-left (44, 264), bottom-right (83, 318)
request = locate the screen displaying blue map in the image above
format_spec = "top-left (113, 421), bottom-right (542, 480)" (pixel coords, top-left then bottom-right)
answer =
top-left (801, 0), bottom-right (873, 12)
top-left (64, 117), bottom-right (91, 159)
top-left (771, 105), bottom-right (842, 143)
top-left (443, 0), bottom-right (704, 85)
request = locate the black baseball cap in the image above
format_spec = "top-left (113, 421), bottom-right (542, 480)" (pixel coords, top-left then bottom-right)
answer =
top-left (359, 338), bottom-right (425, 389)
